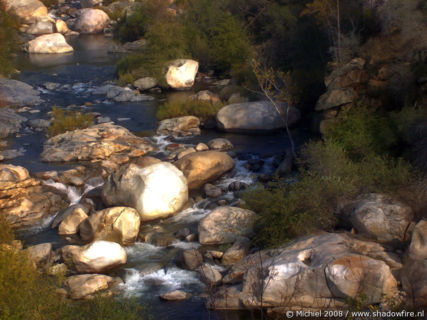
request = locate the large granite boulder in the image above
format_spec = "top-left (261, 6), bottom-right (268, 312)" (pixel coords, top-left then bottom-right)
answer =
top-left (165, 59), bottom-right (199, 89)
top-left (316, 58), bottom-right (368, 111)
top-left (41, 123), bottom-right (155, 162)
top-left (75, 8), bottom-right (110, 34)
top-left (62, 240), bottom-right (127, 273)
top-left (26, 243), bottom-right (52, 267)
top-left (102, 162), bottom-right (188, 221)
top-left (134, 77), bottom-right (158, 91)
top-left (174, 151), bottom-right (234, 189)
top-left (0, 108), bottom-right (27, 138)
top-left (25, 33), bottom-right (74, 54)
top-left (402, 220), bottom-right (427, 308)
top-left (156, 116), bottom-right (201, 137)
top-left (66, 274), bottom-right (114, 300)
top-left (26, 19), bottom-right (55, 35)
top-left (79, 206), bottom-right (140, 246)
top-left (341, 194), bottom-right (413, 244)
top-left (1, 0), bottom-right (47, 23)
top-left (216, 101), bottom-right (300, 133)
top-left (199, 207), bottom-right (257, 245)
top-left (58, 206), bottom-right (89, 235)
top-left (0, 79), bottom-right (42, 107)
top-left (0, 164), bottom-right (69, 229)
top-left (211, 233), bottom-right (399, 310)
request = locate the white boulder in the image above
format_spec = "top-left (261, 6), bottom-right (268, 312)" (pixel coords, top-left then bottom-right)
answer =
top-left (165, 59), bottom-right (199, 89)
top-left (26, 33), bottom-right (74, 54)
top-left (102, 162), bottom-right (188, 221)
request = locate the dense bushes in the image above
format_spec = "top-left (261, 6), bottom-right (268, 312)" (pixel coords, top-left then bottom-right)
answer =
top-left (244, 106), bottom-right (420, 248)
top-left (0, 4), bottom-right (20, 76)
top-left (0, 217), bottom-right (146, 320)
top-left (48, 107), bottom-right (94, 137)
top-left (156, 100), bottom-right (223, 121)
top-left (115, 0), bottom-right (252, 84)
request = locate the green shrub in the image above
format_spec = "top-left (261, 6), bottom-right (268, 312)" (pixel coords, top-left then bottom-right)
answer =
top-left (244, 139), bottom-right (414, 248)
top-left (114, 0), bottom-right (174, 43)
top-left (116, 19), bottom-right (189, 85)
top-left (0, 219), bottom-right (147, 320)
top-left (48, 107), bottom-right (94, 137)
top-left (0, 4), bottom-right (19, 76)
top-left (0, 215), bottom-right (14, 245)
top-left (40, 0), bottom-right (58, 7)
top-left (115, 7), bottom-right (151, 43)
top-left (183, 0), bottom-right (252, 76)
top-left (323, 105), bottom-right (398, 159)
top-left (156, 100), bottom-right (223, 121)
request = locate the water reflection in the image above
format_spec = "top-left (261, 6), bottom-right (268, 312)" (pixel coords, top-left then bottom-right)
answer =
top-left (16, 34), bottom-right (123, 71)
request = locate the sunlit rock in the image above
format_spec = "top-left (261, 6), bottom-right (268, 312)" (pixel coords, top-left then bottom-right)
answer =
top-left (26, 19), bottom-right (54, 35)
top-left (341, 193), bottom-right (413, 244)
top-left (213, 233), bottom-right (399, 310)
top-left (134, 77), bottom-right (158, 91)
top-left (174, 151), bottom-right (234, 189)
top-left (58, 206), bottom-right (89, 235)
top-left (55, 19), bottom-right (70, 34)
top-left (216, 101), bottom-right (300, 133)
top-left (156, 116), bottom-right (200, 137)
top-left (160, 290), bottom-right (191, 301)
top-left (0, 79), bottom-right (42, 107)
top-left (2, 0), bottom-right (47, 23)
top-left (79, 206), bottom-right (140, 246)
top-left (165, 59), bottom-right (199, 89)
top-left (198, 207), bottom-right (256, 245)
top-left (62, 240), bottom-right (127, 273)
top-left (0, 108), bottom-right (27, 138)
top-left (41, 123), bottom-right (155, 162)
top-left (75, 8), bottom-right (110, 34)
top-left (26, 243), bottom-right (52, 267)
top-left (207, 138), bottom-right (233, 151)
top-left (25, 33), bottom-right (74, 53)
top-left (0, 164), bottom-right (69, 229)
top-left (66, 274), bottom-right (114, 300)
top-left (102, 162), bottom-right (188, 221)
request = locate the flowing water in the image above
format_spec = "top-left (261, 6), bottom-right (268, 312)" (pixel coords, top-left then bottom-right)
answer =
top-left (8, 35), bottom-right (307, 320)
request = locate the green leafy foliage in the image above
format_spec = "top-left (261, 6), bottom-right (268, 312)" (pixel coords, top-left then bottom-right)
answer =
top-left (115, 0), bottom-right (251, 83)
top-left (115, 7), bottom-right (151, 43)
top-left (0, 4), bottom-right (20, 76)
top-left (116, 18), bottom-right (189, 85)
top-left (245, 106), bottom-right (416, 248)
top-left (48, 107), bottom-right (94, 137)
top-left (0, 216), bottom-right (14, 245)
top-left (0, 219), bottom-right (147, 320)
top-left (183, 0), bottom-right (252, 76)
top-left (156, 100), bottom-right (223, 121)
top-left (40, 0), bottom-right (58, 7)
top-left (323, 105), bottom-right (398, 159)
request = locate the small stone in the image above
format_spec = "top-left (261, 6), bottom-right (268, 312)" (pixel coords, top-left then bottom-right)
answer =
top-left (26, 243), bottom-right (53, 267)
top-left (199, 263), bottom-right (222, 285)
top-left (207, 250), bottom-right (224, 259)
top-left (203, 183), bottom-right (222, 198)
top-left (222, 237), bottom-right (250, 265)
top-left (177, 147), bottom-right (196, 160)
top-left (160, 290), bottom-right (191, 301)
top-left (207, 138), bottom-right (233, 151)
top-left (195, 143), bottom-right (209, 151)
top-left (185, 234), bottom-right (196, 242)
top-left (183, 249), bottom-right (203, 270)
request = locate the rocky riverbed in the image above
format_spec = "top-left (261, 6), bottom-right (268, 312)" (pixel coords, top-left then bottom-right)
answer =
top-left (1, 0), bottom-right (426, 318)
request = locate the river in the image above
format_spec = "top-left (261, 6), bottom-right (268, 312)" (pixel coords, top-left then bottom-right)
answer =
top-left (7, 35), bottom-right (307, 320)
